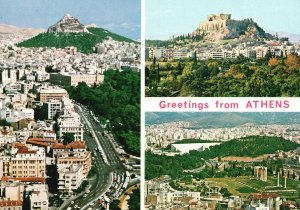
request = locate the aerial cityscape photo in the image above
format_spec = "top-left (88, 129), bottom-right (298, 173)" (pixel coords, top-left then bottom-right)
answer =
top-left (145, 112), bottom-right (300, 209)
top-left (145, 0), bottom-right (300, 97)
top-left (0, 0), bottom-right (140, 209)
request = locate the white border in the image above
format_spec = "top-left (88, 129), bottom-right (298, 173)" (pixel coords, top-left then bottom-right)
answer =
top-left (140, 0), bottom-right (145, 208)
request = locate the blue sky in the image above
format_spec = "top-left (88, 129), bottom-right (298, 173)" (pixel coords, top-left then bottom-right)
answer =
top-left (146, 0), bottom-right (300, 40)
top-left (0, 0), bottom-right (141, 39)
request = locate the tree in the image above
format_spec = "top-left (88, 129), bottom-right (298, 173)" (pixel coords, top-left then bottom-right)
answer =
top-left (0, 119), bottom-right (11, 126)
top-left (264, 49), bottom-right (273, 61)
top-left (62, 133), bottom-right (75, 145)
top-left (215, 203), bottom-right (223, 210)
top-left (268, 57), bottom-right (279, 67)
top-left (284, 54), bottom-right (300, 71)
top-left (110, 200), bottom-right (121, 210)
top-left (220, 187), bottom-right (232, 197)
top-left (67, 69), bottom-right (140, 156)
top-left (128, 188), bottom-right (140, 210)
top-left (156, 63), bottom-right (160, 83)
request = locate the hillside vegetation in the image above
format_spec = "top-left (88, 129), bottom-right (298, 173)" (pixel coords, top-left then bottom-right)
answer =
top-left (18, 27), bottom-right (135, 54)
top-left (146, 54), bottom-right (300, 97)
top-left (146, 136), bottom-right (298, 179)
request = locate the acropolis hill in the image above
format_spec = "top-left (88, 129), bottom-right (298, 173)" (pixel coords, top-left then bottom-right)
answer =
top-left (193, 14), bottom-right (271, 41)
top-left (199, 14), bottom-right (231, 31)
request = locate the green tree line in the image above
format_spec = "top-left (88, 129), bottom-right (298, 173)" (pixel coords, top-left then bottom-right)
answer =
top-left (146, 54), bottom-right (300, 97)
top-left (67, 69), bottom-right (140, 156)
top-left (146, 136), bottom-right (298, 179)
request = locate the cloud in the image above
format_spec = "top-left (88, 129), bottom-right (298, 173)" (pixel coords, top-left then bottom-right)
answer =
top-left (120, 22), bottom-right (130, 28)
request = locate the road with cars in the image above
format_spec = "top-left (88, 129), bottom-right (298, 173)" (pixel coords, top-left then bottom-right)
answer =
top-left (61, 104), bottom-right (129, 210)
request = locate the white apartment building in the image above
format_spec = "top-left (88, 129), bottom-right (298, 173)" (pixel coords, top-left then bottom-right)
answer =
top-left (174, 48), bottom-right (190, 59)
top-left (43, 99), bottom-right (62, 120)
top-left (0, 107), bottom-right (11, 119)
top-left (57, 164), bottom-right (84, 193)
top-left (0, 181), bottom-right (25, 201)
top-left (0, 134), bottom-right (16, 145)
top-left (1, 107), bottom-right (34, 121)
top-left (16, 107), bottom-right (34, 120)
top-left (0, 69), bottom-right (18, 85)
top-left (21, 82), bottom-right (34, 94)
top-left (154, 48), bottom-right (166, 59)
top-left (57, 109), bottom-right (83, 140)
top-left (145, 178), bottom-right (201, 207)
top-left (25, 184), bottom-right (49, 210)
top-left (56, 151), bottom-right (91, 177)
top-left (36, 72), bottom-right (50, 82)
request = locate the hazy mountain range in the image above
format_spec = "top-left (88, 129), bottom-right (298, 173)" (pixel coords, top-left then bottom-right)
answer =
top-left (0, 23), bottom-right (44, 35)
top-left (269, 31), bottom-right (300, 43)
top-left (145, 112), bottom-right (300, 128)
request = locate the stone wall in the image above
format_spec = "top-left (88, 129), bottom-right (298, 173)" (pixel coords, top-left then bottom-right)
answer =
top-left (199, 14), bottom-right (231, 31)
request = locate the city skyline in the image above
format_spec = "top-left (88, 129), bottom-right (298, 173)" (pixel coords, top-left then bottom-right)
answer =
top-left (0, 0), bottom-right (141, 39)
top-left (146, 0), bottom-right (300, 40)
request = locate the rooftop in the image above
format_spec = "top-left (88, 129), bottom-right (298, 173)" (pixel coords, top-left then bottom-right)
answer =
top-left (252, 193), bottom-right (279, 199)
top-left (27, 138), bottom-right (58, 147)
top-left (52, 141), bottom-right (86, 149)
top-left (1, 176), bottom-right (46, 183)
top-left (0, 200), bottom-right (22, 207)
top-left (17, 146), bottom-right (37, 154)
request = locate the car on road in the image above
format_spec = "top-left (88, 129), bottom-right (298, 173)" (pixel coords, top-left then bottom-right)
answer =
top-left (71, 201), bottom-right (74, 204)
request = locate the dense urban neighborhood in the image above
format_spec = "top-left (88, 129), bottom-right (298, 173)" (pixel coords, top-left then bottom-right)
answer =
top-left (0, 14), bottom-right (140, 210)
top-left (145, 113), bottom-right (300, 210)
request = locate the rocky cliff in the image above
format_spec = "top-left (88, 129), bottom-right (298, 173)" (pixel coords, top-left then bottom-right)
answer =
top-left (193, 14), bottom-right (271, 41)
top-left (47, 14), bottom-right (87, 33)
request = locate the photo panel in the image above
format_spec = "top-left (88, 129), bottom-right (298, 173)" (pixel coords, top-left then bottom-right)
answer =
top-left (145, 0), bottom-right (300, 97)
top-left (0, 0), bottom-right (141, 209)
top-left (144, 112), bottom-right (300, 209)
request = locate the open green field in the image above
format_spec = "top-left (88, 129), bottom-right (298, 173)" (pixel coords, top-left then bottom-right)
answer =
top-left (205, 176), bottom-right (299, 198)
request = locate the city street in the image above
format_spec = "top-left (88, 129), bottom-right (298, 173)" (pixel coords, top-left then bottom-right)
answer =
top-left (61, 104), bottom-right (126, 210)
